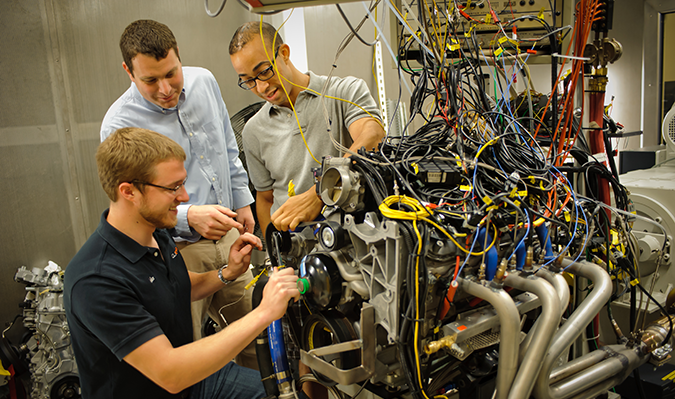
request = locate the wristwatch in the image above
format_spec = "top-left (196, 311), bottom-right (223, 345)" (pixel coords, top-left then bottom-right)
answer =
top-left (217, 264), bottom-right (235, 285)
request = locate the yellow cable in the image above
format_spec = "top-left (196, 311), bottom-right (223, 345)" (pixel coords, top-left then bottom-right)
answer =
top-left (412, 218), bottom-right (432, 399)
top-left (380, 192), bottom-right (431, 399)
top-left (425, 98), bottom-right (436, 120)
top-left (390, 1), bottom-right (416, 36)
top-left (379, 196), bottom-right (495, 255)
top-left (422, 0), bottom-right (442, 55)
top-left (474, 137), bottom-right (499, 160)
top-left (426, 216), bottom-right (497, 255)
top-left (259, 16), bottom-right (321, 164)
top-left (278, 75), bottom-right (386, 132)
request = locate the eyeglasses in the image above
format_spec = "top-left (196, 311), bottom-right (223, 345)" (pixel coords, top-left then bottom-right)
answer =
top-left (131, 177), bottom-right (188, 193)
top-left (237, 49), bottom-right (280, 90)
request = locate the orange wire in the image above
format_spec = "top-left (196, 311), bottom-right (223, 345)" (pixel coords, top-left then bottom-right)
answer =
top-left (536, 0), bottom-right (600, 165)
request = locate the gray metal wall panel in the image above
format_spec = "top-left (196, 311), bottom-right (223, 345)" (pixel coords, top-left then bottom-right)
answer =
top-left (0, 142), bottom-right (76, 341)
top-left (0, 0), bottom-right (56, 127)
top-left (304, 3), bottom-right (379, 93)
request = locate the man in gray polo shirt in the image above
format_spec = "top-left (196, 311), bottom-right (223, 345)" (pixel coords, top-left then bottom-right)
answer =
top-left (229, 22), bottom-right (385, 236)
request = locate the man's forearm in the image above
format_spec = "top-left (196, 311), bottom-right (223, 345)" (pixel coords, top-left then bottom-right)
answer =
top-left (125, 306), bottom-right (272, 393)
top-left (257, 198), bottom-right (273, 237)
top-left (189, 270), bottom-right (224, 302)
top-left (348, 117), bottom-right (385, 154)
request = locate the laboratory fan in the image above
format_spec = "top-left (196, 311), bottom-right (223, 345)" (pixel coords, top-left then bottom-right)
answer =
top-left (618, 103), bottom-right (675, 320)
top-left (231, 101), bottom-right (265, 180)
top-left (664, 104), bottom-right (675, 150)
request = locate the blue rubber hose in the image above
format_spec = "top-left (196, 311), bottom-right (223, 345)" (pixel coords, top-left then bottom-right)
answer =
top-left (477, 227), bottom-right (498, 280)
top-left (535, 224), bottom-right (554, 262)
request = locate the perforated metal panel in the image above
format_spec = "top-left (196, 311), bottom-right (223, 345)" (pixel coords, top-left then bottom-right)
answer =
top-left (666, 111), bottom-right (675, 146)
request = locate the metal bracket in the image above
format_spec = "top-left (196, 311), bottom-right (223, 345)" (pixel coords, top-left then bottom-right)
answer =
top-left (300, 304), bottom-right (376, 385)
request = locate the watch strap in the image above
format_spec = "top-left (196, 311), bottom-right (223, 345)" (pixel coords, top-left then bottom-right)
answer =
top-left (217, 264), bottom-right (234, 284)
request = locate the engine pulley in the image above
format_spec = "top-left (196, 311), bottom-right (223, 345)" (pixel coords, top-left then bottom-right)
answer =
top-left (265, 224), bottom-right (292, 267)
top-left (318, 222), bottom-right (348, 251)
top-left (298, 253), bottom-right (343, 310)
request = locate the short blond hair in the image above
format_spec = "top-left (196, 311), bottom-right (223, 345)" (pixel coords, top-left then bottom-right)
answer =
top-left (97, 127), bottom-right (186, 201)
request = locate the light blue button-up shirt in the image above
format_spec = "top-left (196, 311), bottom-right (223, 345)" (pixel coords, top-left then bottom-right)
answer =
top-left (101, 66), bottom-right (254, 242)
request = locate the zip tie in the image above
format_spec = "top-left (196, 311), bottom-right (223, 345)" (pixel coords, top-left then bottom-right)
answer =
top-left (551, 53), bottom-right (591, 61)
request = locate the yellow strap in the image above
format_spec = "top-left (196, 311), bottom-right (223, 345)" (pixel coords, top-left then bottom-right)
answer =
top-left (287, 180), bottom-right (296, 197)
top-left (0, 361), bottom-right (10, 377)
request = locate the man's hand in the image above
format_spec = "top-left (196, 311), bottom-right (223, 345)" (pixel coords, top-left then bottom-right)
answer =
top-left (187, 205), bottom-right (243, 240)
top-left (259, 267), bottom-right (300, 322)
top-left (222, 233), bottom-right (262, 281)
top-left (235, 205), bottom-right (255, 235)
top-left (271, 188), bottom-right (323, 232)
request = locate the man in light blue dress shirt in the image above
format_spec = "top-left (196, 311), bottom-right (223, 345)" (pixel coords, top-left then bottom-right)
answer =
top-left (100, 19), bottom-right (257, 369)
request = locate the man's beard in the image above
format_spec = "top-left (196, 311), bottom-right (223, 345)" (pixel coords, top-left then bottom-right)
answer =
top-left (139, 198), bottom-right (177, 230)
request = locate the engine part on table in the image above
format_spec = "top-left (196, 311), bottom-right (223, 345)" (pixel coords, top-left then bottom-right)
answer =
top-left (4, 264), bottom-right (81, 399)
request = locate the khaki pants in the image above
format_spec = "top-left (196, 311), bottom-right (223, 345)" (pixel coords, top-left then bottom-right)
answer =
top-left (176, 229), bottom-right (258, 370)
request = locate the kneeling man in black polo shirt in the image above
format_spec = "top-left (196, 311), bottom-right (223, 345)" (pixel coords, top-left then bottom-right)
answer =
top-left (64, 127), bottom-right (300, 399)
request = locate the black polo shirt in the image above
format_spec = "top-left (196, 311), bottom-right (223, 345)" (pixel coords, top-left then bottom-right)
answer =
top-left (64, 210), bottom-right (192, 398)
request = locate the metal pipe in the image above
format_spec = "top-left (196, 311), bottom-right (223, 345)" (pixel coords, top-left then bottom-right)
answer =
top-left (458, 278), bottom-right (520, 399)
top-left (505, 272), bottom-right (560, 399)
top-left (550, 346), bottom-right (647, 399)
top-left (519, 316), bottom-right (541, 362)
top-left (536, 267), bottom-right (570, 316)
top-left (330, 252), bottom-right (369, 298)
top-left (520, 267), bottom-right (569, 360)
top-left (565, 375), bottom-right (623, 399)
top-left (532, 259), bottom-right (612, 399)
top-left (548, 348), bottom-right (608, 384)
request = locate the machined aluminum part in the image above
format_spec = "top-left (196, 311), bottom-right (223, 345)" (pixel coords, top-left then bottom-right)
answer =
top-left (324, 250), bottom-right (369, 299)
top-left (319, 157), bottom-right (365, 213)
top-left (343, 212), bottom-right (408, 343)
top-left (447, 330), bottom-right (516, 361)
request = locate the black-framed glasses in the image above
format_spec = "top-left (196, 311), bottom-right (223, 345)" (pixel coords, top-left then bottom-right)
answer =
top-left (131, 177), bottom-right (188, 193)
top-left (237, 49), bottom-right (280, 90)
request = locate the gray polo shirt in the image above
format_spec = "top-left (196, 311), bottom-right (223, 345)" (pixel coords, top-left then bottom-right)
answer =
top-left (242, 71), bottom-right (381, 214)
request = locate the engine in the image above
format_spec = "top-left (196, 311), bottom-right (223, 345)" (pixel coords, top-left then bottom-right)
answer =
top-left (2, 265), bottom-right (80, 399)
top-left (257, 145), bottom-right (675, 399)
